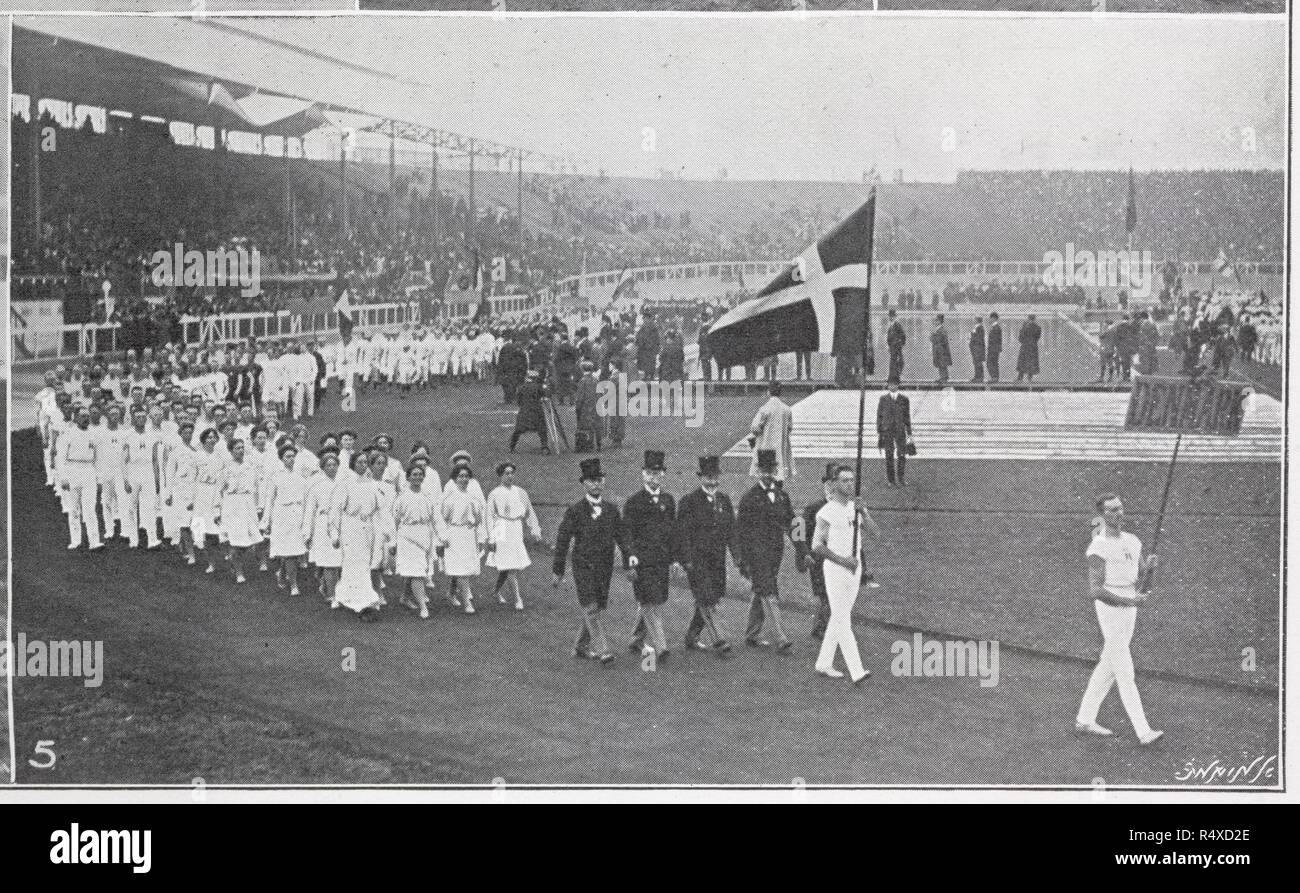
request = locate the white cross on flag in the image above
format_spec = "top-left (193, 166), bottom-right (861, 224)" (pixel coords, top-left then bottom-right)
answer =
top-left (707, 190), bottom-right (876, 369)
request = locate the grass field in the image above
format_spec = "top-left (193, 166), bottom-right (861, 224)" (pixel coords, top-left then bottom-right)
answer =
top-left (9, 375), bottom-right (1283, 786)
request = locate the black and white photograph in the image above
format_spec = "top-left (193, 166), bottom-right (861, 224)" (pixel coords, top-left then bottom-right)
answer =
top-left (361, 1), bottom-right (1288, 14)
top-left (0, 5), bottom-right (1291, 801)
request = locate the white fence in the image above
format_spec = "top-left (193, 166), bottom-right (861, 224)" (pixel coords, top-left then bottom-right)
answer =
top-left (10, 301), bottom-right (419, 363)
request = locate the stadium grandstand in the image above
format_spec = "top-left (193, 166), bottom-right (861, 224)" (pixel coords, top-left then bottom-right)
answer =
top-left (8, 16), bottom-right (1284, 369)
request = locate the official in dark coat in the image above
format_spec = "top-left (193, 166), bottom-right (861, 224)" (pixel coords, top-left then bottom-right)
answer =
top-left (886, 309), bottom-right (906, 381)
top-left (1016, 314), bottom-right (1042, 382)
top-left (553, 458), bottom-right (626, 663)
top-left (553, 334), bottom-right (580, 405)
top-left (574, 362), bottom-right (602, 452)
top-left (697, 318), bottom-right (713, 381)
top-left (930, 315), bottom-right (952, 383)
top-left (635, 315), bottom-right (661, 380)
top-left (969, 317), bottom-right (987, 382)
top-left (876, 378), bottom-right (912, 487)
top-left (658, 331), bottom-right (685, 381)
top-left (311, 343), bottom-right (328, 410)
top-left (735, 449), bottom-right (795, 651)
top-left (496, 338), bottom-right (528, 404)
top-left (986, 313), bottom-right (1003, 382)
top-left (794, 463), bottom-right (840, 641)
top-left (622, 449), bottom-right (676, 660)
top-left (509, 370), bottom-right (549, 453)
top-left (677, 456), bottom-right (736, 655)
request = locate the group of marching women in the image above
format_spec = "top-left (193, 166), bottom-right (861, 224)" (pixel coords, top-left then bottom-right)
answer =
top-left (45, 398), bottom-right (542, 622)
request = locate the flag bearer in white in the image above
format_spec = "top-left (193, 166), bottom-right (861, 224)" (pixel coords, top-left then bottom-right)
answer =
top-left (811, 465), bottom-right (877, 685)
top-left (58, 407), bottom-right (103, 551)
top-left (1075, 493), bottom-right (1164, 746)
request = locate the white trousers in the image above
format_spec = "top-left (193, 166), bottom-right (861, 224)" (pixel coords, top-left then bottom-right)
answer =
top-left (97, 470), bottom-right (122, 536)
top-left (816, 561), bottom-right (867, 680)
top-left (1076, 600), bottom-right (1152, 737)
top-left (64, 463), bottom-right (101, 548)
top-left (290, 382), bottom-right (308, 418)
top-left (120, 466), bottom-right (161, 548)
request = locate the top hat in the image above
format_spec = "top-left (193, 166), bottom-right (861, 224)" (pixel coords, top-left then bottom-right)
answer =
top-left (643, 449), bottom-right (666, 472)
top-left (697, 455), bottom-right (721, 477)
top-left (579, 457), bottom-right (605, 481)
top-left (756, 449), bottom-right (778, 472)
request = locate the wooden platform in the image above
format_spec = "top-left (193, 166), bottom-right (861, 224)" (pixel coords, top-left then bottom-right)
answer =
top-left (725, 389), bottom-right (1283, 463)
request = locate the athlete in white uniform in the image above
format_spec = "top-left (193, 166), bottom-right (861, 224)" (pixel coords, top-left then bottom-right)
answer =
top-left (58, 407), bottom-right (103, 550)
top-left (120, 407), bottom-right (164, 550)
top-left (1075, 492), bottom-right (1164, 746)
top-left (92, 405), bottom-right (128, 540)
top-left (811, 465), bottom-right (878, 686)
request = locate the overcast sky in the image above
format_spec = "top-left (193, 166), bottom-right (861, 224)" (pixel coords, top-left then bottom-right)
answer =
top-left (28, 14), bottom-right (1290, 182)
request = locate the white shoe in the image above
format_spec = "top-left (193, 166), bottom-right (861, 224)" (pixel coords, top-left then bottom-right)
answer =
top-left (88, 543), bottom-right (104, 552)
top-left (815, 666), bottom-right (845, 679)
top-left (464, 599), bottom-right (475, 615)
top-left (514, 597), bottom-right (525, 611)
top-left (235, 574), bottom-right (247, 584)
top-left (1074, 721), bottom-right (1114, 737)
top-left (1138, 730), bottom-right (1165, 746)
top-left (866, 581), bottom-right (881, 589)
top-left (67, 543), bottom-right (80, 550)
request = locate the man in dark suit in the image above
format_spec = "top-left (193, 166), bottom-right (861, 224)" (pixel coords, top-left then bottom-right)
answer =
top-left (509, 370), bottom-right (549, 454)
top-left (876, 377), bottom-right (912, 487)
top-left (969, 316), bottom-right (987, 382)
top-left (553, 458), bottom-right (626, 664)
top-left (886, 308), bottom-right (906, 382)
top-left (697, 316), bottom-right (714, 381)
top-left (622, 449), bottom-right (676, 661)
top-left (311, 341), bottom-right (328, 410)
top-left (931, 315), bottom-right (952, 383)
top-left (735, 449), bottom-right (796, 651)
top-left (986, 313), bottom-right (1003, 382)
top-left (795, 462), bottom-right (840, 641)
top-left (635, 312), bottom-right (661, 381)
top-left (677, 455), bottom-right (736, 655)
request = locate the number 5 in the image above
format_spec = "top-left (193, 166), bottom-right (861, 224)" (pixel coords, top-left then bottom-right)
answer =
top-left (29, 741), bottom-right (56, 770)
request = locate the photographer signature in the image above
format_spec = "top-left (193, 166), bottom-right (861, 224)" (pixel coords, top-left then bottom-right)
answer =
top-left (1173, 754), bottom-right (1277, 785)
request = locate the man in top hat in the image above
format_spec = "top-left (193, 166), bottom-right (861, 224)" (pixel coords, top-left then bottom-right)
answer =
top-left (876, 377), bottom-right (912, 487)
top-left (622, 449), bottom-right (677, 661)
top-left (931, 315), bottom-right (952, 383)
top-left (969, 315), bottom-right (987, 382)
top-left (676, 455), bottom-right (737, 655)
top-left (553, 457), bottom-right (626, 664)
top-left (510, 369), bottom-right (550, 454)
top-left (885, 308), bottom-right (907, 382)
top-left (735, 448), bottom-right (797, 651)
top-left (986, 312), bottom-right (1004, 383)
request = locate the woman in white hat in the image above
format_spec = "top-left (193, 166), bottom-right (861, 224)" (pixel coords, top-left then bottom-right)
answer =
top-left (328, 452), bottom-right (384, 621)
top-left (439, 463), bottom-right (488, 613)
top-left (303, 449), bottom-right (343, 605)
top-left (486, 461), bottom-right (541, 611)
top-left (263, 442), bottom-right (309, 596)
top-left (392, 464), bottom-right (442, 619)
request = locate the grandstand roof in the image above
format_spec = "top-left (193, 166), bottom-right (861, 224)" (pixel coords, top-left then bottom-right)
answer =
top-left (11, 17), bottom-right (428, 138)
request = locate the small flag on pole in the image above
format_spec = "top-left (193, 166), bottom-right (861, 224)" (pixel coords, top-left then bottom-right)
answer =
top-left (1125, 167), bottom-right (1138, 236)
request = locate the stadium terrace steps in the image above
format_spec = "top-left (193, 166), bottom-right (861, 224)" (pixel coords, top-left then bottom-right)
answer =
top-left (725, 390), bottom-right (1282, 463)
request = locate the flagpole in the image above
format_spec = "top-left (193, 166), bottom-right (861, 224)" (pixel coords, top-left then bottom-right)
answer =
top-left (851, 188), bottom-right (877, 558)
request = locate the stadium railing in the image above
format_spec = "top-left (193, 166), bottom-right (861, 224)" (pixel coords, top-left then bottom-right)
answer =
top-left (10, 301), bottom-right (419, 363)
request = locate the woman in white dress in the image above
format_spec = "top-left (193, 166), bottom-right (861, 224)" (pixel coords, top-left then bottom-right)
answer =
top-left (190, 427), bottom-right (226, 574)
top-left (328, 452), bottom-right (383, 621)
top-left (392, 464), bottom-right (442, 619)
top-left (263, 443), bottom-right (309, 596)
top-left (486, 461), bottom-right (542, 611)
top-left (213, 438), bottom-right (263, 584)
top-left (303, 449), bottom-right (343, 605)
top-left (439, 463), bottom-right (488, 614)
top-left (162, 420), bottom-right (199, 564)
top-left (368, 451), bottom-right (398, 599)
top-left (247, 426), bottom-right (278, 573)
